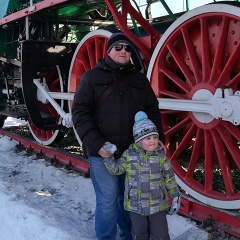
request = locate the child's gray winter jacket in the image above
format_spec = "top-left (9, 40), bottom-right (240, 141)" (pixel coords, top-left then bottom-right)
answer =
top-left (104, 143), bottom-right (180, 216)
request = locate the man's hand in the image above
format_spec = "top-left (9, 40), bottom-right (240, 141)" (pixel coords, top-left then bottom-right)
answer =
top-left (98, 142), bottom-right (112, 158)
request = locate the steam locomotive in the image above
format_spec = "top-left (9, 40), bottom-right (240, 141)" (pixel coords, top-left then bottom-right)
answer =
top-left (1, 0), bottom-right (240, 236)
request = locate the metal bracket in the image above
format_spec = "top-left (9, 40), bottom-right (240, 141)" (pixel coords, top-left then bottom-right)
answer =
top-left (33, 79), bottom-right (74, 128)
top-left (29, 0), bottom-right (36, 12)
top-left (158, 88), bottom-right (240, 125)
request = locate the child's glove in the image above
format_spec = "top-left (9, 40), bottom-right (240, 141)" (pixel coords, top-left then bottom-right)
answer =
top-left (169, 195), bottom-right (181, 215)
top-left (103, 143), bottom-right (117, 154)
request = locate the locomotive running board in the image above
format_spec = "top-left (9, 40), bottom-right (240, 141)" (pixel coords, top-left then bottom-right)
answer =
top-left (179, 194), bottom-right (240, 237)
top-left (0, 129), bottom-right (90, 177)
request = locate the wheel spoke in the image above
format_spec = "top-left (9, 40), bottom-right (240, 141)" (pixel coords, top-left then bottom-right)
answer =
top-left (200, 17), bottom-right (212, 82)
top-left (171, 124), bottom-right (197, 161)
top-left (45, 103), bottom-right (58, 118)
top-left (167, 44), bottom-right (195, 86)
top-left (160, 66), bottom-right (191, 93)
top-left (48, 78), bottom-right (60, 91)
top-left (165, 116), bottom-right (191, 136)
top-left (223, 122), bottom-right (240, 142)
top-left (216, 40), bottom-right (240, 86)
top-left (211, 129), bottom-right (235, 195)
top-left (159, 90), bottom-right (188, 99)
top-left (77, 54), bottom-right (91, 71)
top-left (210, 16), bottom-right (230, 85)
top-left (95, 37), bottom-right (106, 62)
top-left (228, 72), bottom-right (240, 89)
top-left (204, 130), bottom-right (214, 193)
top-left (181, 26), bottom-right (202, 83)
top-left (86, 43), bottom-right (96, 68)
top-left (186, 128), bottom-right (204, 178)
top-left (217, 123), bottom-right (240, 169)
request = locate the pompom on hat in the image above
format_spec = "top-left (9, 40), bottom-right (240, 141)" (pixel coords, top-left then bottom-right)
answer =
top-left (133, 111), bottom-right (159, 147)
top-left (107, 32), bottom-right (132, 53)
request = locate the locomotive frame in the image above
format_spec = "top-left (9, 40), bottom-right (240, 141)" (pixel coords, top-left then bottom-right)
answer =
top-left (1, 0), bottom-right (240, 237)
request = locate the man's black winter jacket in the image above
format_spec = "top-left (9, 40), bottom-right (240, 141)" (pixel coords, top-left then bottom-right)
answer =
top-left (71, 56), bottom-right (164, 158)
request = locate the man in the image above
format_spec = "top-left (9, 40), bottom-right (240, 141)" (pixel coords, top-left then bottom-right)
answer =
top-left (72, 32), bottom-right (164, 240)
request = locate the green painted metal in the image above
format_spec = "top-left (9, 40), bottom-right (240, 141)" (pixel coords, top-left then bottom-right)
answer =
top-left (0, 0), bottom-right (43, 18)
top-left (0, 0), bottom-right (10, 18)
top-left (131, 17), bottom-right (141, 37)
top-left (0, 0), bottom-right (43, 58)
top-left (159, 0), bottom-right (177, 20)
top-left (186, 0), bottom-right (190, 11)
top-left (58, 2), bottom-right (111, 41)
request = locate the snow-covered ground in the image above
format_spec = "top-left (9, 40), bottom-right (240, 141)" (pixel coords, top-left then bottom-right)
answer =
top-left (0, 117), bottom-right (208, 240)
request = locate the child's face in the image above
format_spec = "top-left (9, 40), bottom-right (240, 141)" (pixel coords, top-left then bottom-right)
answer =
top-left (142, 135), bottom-right (159, 152)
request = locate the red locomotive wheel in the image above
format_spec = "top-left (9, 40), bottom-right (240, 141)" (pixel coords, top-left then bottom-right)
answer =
top-left (68, 29), bottom-right (110, 98)
top-left (147, 3), bottom-right (240, 209)
top-left (68, 29), bottom-right (111, 146)
top-left (28, 66), bottom-right (64, 145)
top-left (68, 28), bottom-right (145, 96)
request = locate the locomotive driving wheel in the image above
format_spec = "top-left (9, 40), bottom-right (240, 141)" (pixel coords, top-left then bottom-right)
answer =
top-left (28, 66), bottom-right (64, 145)
top-left (147, 3), bottom-right (240, 209)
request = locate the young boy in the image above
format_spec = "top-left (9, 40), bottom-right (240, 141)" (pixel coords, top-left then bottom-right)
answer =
top-left (103, 111), bottom-right (180, 240)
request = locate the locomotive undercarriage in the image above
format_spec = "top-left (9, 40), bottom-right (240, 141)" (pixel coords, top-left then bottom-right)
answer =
top-left (0, 6), bottom-right (83, 140)
top-left (0, 63), bottom-right (28, 126)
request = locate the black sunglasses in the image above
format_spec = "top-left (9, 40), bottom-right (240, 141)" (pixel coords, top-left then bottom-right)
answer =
top-left (113, 44), bottom-right (131, 52)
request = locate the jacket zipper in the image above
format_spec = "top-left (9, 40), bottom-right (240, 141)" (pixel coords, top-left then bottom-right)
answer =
top-left (119, 90), bottom-right (124, 149)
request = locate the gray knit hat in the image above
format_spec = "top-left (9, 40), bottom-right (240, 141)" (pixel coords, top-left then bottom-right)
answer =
top-left (107, 32), bottom-right (131, 53)
top-left (133, 111), bottom-right (159, 146)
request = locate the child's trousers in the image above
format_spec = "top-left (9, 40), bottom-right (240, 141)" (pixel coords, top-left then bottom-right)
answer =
top-left (129, 210), bottom-right (170, 240)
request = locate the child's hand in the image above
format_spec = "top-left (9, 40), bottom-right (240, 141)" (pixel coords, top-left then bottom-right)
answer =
top-left (103, 143), bottom-right (117, 154)
top-left (169, 195), bottom-right (181, 215)
top-left (159, 140), bottom-right (166, 153)
top-left (98, 142), bottom-right (117, 158)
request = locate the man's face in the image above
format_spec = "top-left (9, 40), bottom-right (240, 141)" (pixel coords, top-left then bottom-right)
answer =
top-left (108, 43), bottom-right (131, 65)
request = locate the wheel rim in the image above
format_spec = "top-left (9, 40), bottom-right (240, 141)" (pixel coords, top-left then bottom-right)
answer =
top-left (147, 4), bottom-right (240, 209)
top-left (68, 29), bottom-right (111, 98)
top-left (28, 66), bottom-right (63, 145)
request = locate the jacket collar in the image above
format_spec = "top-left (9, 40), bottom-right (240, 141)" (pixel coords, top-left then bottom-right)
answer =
top-left (131, 143), bottom-right (160, 156)
top-left (96, 56), bottom-right (135, 72)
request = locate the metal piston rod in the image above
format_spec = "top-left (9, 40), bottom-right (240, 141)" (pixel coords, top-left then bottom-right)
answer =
top-left (158, 88), bottom-right (240, 125)
top-left (33, 78), bottom-right (74, 128)
top-left (34, 78), bottom-right (240, 129)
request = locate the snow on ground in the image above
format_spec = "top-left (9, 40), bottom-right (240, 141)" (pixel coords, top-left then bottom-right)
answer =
top-left (0, 117), bottom-right (208, 240)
